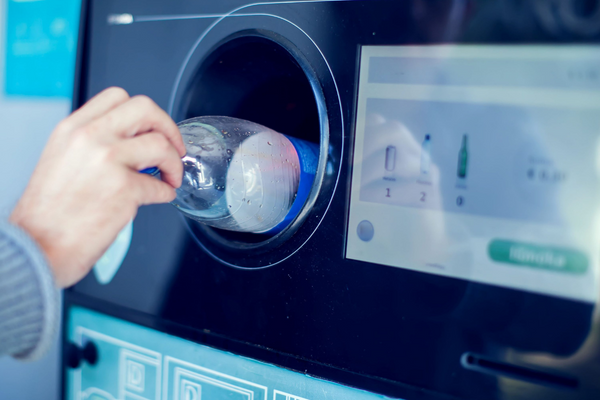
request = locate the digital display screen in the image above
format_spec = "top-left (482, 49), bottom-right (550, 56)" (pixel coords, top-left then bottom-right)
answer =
top-left (346, 45), bottom-right (600, 302)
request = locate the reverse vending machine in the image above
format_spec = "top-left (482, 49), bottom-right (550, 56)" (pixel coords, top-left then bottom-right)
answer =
top-left (65, 1), bottom-right (600, 399)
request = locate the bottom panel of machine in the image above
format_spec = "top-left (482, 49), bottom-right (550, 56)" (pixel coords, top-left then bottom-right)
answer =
top-left (65, 307), bottom-right (392, 400)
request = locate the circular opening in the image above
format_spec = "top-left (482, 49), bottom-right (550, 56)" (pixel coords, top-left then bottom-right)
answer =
top-left (178, 35), bottom-right (322, 247)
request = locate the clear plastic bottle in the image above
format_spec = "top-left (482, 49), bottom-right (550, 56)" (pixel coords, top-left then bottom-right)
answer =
top-left (170, 116), bottom-right (319, 234)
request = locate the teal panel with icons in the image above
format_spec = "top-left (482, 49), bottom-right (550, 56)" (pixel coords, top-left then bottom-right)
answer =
top-left (67, 307), bottom-right (399, 400)
top-left (5, 0), bottom-right (81, 97)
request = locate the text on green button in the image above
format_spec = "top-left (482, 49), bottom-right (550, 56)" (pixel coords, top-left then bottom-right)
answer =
top-left (488, 240), bottom-right (588, 274)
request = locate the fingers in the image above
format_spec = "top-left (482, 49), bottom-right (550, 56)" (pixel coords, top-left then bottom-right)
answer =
top-left (63, 87), bottom-right (130, 132)
top-left (132, 172), bottom-right (177, 205)
top-left (115, 133), bottom-right (183, 188)
top-left (88, 95), bottom-right (186, 157)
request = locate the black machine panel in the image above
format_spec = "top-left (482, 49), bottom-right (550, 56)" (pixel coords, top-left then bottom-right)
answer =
top-left (67, 1), bottom-right (600, 399)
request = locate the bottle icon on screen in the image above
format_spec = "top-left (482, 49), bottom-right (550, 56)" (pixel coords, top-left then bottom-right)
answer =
top-left (420, 134), bottom-right (431, 175)
top-left (457, 134), bottom-right (468, 179)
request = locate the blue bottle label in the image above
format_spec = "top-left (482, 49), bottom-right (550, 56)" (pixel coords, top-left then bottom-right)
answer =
top-left (264, 136), bottom-right (319, 235)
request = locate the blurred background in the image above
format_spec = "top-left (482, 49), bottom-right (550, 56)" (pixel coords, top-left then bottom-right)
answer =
top-left (0, 0), bottom-right (81, 398)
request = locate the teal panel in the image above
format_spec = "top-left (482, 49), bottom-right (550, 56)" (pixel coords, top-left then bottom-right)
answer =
top-left (67, 307), bottom-right (399, 400)
top-left (5, 0), bottom-right (81, 98)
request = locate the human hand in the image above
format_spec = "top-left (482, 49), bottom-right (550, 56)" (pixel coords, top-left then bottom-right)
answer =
top-left (9, 87), bottom-right (186, 288)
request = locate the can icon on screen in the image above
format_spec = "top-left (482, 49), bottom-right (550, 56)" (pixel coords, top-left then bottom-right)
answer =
top-left (385, 145), bottom-right (396, 171)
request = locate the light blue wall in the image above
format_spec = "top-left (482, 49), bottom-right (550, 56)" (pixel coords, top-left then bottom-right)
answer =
top-left (0, 0), bottom-right (80, 399)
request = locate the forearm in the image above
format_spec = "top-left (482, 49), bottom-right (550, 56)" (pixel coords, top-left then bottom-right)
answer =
top-left (0, 221), bottom-right (60, 360)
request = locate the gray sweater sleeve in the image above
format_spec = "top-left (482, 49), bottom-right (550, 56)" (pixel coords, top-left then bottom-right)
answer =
top-left (0, 221), bottom-right (60, 360)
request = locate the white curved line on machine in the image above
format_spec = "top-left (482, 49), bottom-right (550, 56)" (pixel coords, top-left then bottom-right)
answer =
top-left (162, 11), bottom-right (345, 269)
top-left (131, 0), bottom-right (351, 23)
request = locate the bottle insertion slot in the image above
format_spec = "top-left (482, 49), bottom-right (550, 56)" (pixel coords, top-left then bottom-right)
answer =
top-left (461, 353), bottom-right (578, 389)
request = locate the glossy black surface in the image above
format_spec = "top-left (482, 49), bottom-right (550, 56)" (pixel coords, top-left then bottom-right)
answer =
top-left (67, 1), bottom-right (600, 399)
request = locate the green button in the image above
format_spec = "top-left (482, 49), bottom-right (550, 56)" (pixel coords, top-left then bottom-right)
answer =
top-left (488, 240), bottom-right (588, 274)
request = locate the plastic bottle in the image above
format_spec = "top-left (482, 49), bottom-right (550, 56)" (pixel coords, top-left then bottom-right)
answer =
top-left (170, 116), bottom-right (319, 234)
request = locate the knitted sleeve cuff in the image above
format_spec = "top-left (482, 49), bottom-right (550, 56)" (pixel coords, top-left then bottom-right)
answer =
top-left (0, 221), bottom-right (60, 361)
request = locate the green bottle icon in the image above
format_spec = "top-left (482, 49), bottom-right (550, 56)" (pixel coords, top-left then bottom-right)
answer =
top-left (457, 134), bottom-right (468, 179)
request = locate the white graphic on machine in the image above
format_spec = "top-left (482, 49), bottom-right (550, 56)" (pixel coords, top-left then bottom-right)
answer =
top-left (73, 327), bottom-right (309, 400)
top-left (274, 390), bottom-right (309, 400)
